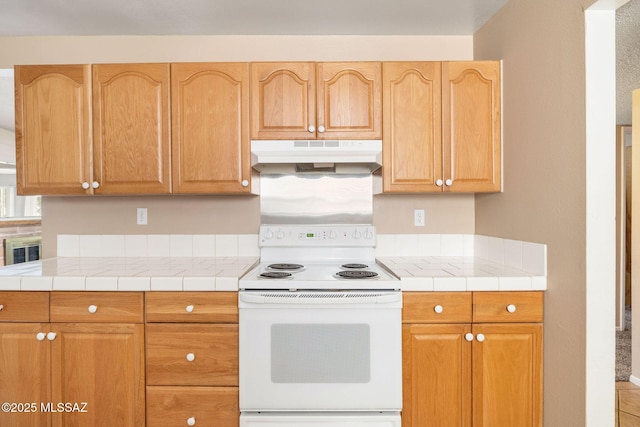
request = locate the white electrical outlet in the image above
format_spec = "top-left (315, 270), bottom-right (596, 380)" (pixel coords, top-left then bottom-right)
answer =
top-left (414, 209), bottom-right (425, 227)
top-left (137, 208), bottom-right (148, 225)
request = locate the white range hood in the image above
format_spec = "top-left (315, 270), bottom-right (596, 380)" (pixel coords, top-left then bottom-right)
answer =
top-left (250, 140), bottom-right (382, 174)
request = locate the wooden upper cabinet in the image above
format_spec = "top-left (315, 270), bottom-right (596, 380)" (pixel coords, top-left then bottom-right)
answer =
top-left (251, 62), bottom-right (316, 139)
top-left (172, 63), bottom-right (251, 193)
top-left (92, 63), bottom-right (171, 194)
top-left (15, 65), bottom-right (92, 195)
top-left (443, 61), bottom-right (501, 192)
top-left (251, 62), bottom-right (381, 139)
top-left (383, 62), bottom-right (442, 192)
top-left (317, 62), bottom-right (382, 139)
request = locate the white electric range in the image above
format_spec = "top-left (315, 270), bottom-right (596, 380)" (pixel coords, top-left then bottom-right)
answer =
top-left (238, 225), bottom-right (402, 427)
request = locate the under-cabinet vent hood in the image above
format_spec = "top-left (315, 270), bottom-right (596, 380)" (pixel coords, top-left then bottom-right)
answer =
top-left (251, 140), bottom-right (382, 174)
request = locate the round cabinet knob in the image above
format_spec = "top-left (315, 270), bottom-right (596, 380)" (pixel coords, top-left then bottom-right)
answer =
top-left (88, 305), bottom-right (98, 314)
top-left (476, 333), bottom-right (486, 343)
top-left (506, 304), bottom-right (517, 313)
top-left (434, 305), bottom-right (444, 314)
top-left (185, 305), bottom-right (194, 313)
top-left (445, 178), bottom-right (453, 186)
top-left (241, 179), bottom-right (249, 187)
top-left (318, 125), bottom-right (326, 133)
top-left (47, 332), bottom-right (57, 341)
top-left (187, 417), bottom-right (196, 426)
top-left (308, 125), bottom-right (315, 133)
top-left (92, 181), bottom-right (100, 189)
top-left (186, 353), bottom-right (195, 362)
top-left (0, 304), bottom-right (3, 311)
top-left (465, 333), bottom-right (474, 342)
top-left (82, 182), bottom-right (90, 190)
top-left (436, 179), bottom-right (443, 187)
top-left (36, 332), bottom-right (46, 341)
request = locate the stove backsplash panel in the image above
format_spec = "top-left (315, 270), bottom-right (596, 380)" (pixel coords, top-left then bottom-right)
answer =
top-left (260, 174), bottom-right (373, 224)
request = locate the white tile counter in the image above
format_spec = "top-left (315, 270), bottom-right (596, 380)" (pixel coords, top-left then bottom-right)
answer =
top-left (0, 257), bottom-right (259, 291)
top-left (378, 256), bottom-right (546, 291)
top-left (376, 233), bottom-right (547, 291)
top-left (0, 233), bottom-right (546, 293)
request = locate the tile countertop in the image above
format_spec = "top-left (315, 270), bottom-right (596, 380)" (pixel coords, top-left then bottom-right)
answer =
top-left (377, 257), bottom-right (547, 292)
top-left (0, 255), bottom-right (546, 292)
top-left (0, 257), bottom-right (259, 291)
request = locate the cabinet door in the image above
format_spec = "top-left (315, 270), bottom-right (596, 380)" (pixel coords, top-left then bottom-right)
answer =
top-left (0, 323), bottom-right (51, 427)
top-left (250, 62), bottom-right (316, 139)
top-left (92, 63), bottom-right (170, 194)
top-left (50, 323), bottom-right (145, 427)
top-left (15, 65), bottom-right (92, 195)
top-left (317, 62), bottom-right (382, 139)
top-left (442, 61), bottom-right (501, 192)
top-left (172, 63), bottom-right (252, 194)
top-left (383, 62), bottom-right (442, 192)
top-left (472, 323), bottom-right (542, 427)
top-left (403, 324), bottom-right (471, 427)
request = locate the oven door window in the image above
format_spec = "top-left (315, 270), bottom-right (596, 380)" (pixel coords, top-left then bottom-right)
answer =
top-left (271, 323), bottom-right (370, 383)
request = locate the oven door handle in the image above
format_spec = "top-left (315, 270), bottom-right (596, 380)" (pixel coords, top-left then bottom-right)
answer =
top-left (239, 291), bottom-right (402, 306)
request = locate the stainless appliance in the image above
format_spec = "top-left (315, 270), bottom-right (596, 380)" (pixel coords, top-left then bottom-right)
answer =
top-left (239, 224), bottom-right (402, 427)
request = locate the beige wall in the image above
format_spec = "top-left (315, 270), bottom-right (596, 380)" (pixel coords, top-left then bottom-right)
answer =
top-left (474, 0), bottom-right (597, 425)
top-left (0, 35), bottom-right (476, 257)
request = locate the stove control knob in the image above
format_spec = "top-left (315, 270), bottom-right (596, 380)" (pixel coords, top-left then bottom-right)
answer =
top-left (276, 230), bottom-right (285, 239)
top-left (264, 229), bottom-right (274, 240)
top-left (329, 230), bottom-right (337, 239)
top-left (353, 230), bottom-right (362, 239)
top-left (365, 230), bottom-right (374, 240)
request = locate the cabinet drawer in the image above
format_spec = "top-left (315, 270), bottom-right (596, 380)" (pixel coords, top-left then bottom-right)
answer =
top-left (50, 292), bottom-right (144, 323)
top-left (0, 292), bottom-right (49, 322)
top-left (146, 323), bottom-right (238, 386)
top-left (473, 291), bottom-right (543, 323)
top-left (146, 292), bottom-right (237, 323)
top-left (146, 386), bottom-right (238, 427)
top-left (403, 292), bottom-right (472, 323)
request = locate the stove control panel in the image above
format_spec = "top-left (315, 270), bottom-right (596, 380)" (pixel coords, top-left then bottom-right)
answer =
top-left (260, 225), bottom-right (376, 247)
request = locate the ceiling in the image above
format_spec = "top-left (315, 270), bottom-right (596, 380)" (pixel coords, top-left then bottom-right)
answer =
top-left (0, 0), bottom-right (508, 36)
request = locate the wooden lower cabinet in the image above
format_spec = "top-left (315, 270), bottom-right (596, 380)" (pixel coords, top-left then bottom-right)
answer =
top-left (402, 292), bottom-right (543, 427)
top-left (145, 292), bottom-right (239, 427)
top-left (146, 386), bottom-right (238, 427)
top-left (472, 323), bottom-right (542, 427)
top-left (403, 324), bottom-right (471, 427)
top-left (50, 323), bottom-right (145, 427)
top-left (0, 322), bottom-right (144, 427)
top-left (0, 323), bottom-right (51, 427)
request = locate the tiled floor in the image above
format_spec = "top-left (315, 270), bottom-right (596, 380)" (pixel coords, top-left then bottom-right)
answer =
top-left (617, 382), bottom-right (640, 426)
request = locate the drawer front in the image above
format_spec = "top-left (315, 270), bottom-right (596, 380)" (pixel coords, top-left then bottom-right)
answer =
top-left (146, 292), bottom-right (238, 323)
top-left (0, 292), bottom-right (49, 322)
top-left (146, 386), bottom-right (238, 427)
top-left (146, 323), bottom-right (238, 386)
top-left (50, 292), bottom-right (144, 323)
top-left (473, 291), bottom-right (543, 323)
top-left (403, 292), bottom-right (472, 323)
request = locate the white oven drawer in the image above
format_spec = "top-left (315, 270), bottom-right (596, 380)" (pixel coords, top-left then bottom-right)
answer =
top-left (239, 290), bottom-right (402, 412)
top-left (240, 412), bottom-right (401, 426)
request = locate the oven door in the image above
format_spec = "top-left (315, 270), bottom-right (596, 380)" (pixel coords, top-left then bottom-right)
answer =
top-left (238, 290), bottom-right (402, 412)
